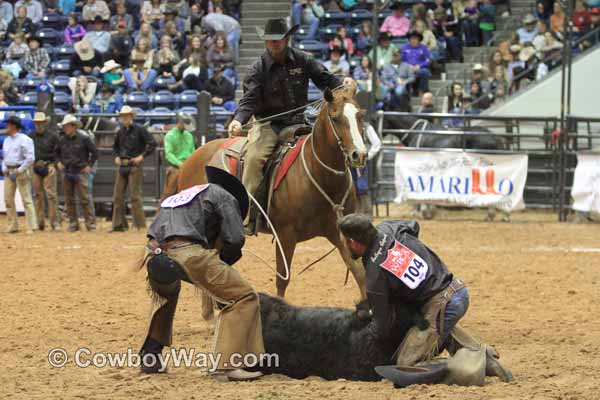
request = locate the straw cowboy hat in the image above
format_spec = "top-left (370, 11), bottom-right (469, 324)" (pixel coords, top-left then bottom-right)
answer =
top-left (256, 18), bottom-right (298, 41)
top-left (523, 14), bottom-right (536, 24)
top-left (60, 114), bottom-right (82, 127)
top-left (472, 63), bottom-right (484, 71)
top-left (33, 111), bottom-right (49, 122)
top-left (118, 105), bottom-right (137, 116)
top-left (519, 45), bottom-right (536, 62)
top-left (74, 40), bottom-right (95, 61)
top-left (100, 59), bottom-right (121, 74)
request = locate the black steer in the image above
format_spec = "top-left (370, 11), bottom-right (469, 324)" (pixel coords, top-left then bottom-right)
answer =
top-left (256, 293), bottom-right (425, 381)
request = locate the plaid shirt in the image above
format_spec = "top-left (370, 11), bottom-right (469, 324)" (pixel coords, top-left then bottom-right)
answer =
top-left (23, 48), bottom-right (50, 74)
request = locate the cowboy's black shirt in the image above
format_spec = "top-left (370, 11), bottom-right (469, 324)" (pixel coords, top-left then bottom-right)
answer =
top-left (233, 47), bottom-right (343, 129)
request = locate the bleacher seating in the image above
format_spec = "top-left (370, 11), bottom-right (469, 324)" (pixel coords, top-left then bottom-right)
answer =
top-left (177, 90), bottom-right (199, 108)
top-left (150, 90), bottom-right (177, 109)
top-left (153, 76), bottom-right (176, 91)
top-left (56, 44), bottom-right (75, 61)
top-left (53, 91), bottom-right (71, 112)
top-left (297, 40), bottom-right (329, 59)
top-left (36, 28), bottom-right (61, 46)
top-left (51, 75), bottom-right (71, 92)
top-left (51, 60), bottom-right (71, 75)
top-left (21, 92), bottom-right (38, 106)
top-left (124, 91), bottom-right (150, 110)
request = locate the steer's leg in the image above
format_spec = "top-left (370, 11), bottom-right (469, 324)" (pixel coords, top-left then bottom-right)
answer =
top-left (276, 229), bottom-right (296, 298)
top-left (327, 230), bottom-right (367, 301)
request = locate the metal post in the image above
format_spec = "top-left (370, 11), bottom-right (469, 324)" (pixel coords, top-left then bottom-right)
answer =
top-left (197, 91), bottom-right (211, 144)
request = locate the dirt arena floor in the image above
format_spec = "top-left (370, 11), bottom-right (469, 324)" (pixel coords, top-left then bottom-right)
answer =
top-left (1, 206), bottom-right (600, 400)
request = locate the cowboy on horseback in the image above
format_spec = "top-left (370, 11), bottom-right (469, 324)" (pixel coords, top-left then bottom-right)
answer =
top-left (227, 17), bottom-right (354, 230)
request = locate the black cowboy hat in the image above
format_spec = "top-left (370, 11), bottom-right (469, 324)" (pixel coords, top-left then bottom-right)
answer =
top-left (408, 30), bottom-right (424, 41)
top-left (378, 31), bottom-right (392, 42)
top-left (390, 1), bottom-right (404, 10)
top-left (256, 18), bottom-right (299, 41)
top-left (6, 115), bottom-right (21, 129)
top-left (93, 15), bottom-right (107, 23)
top-left (205, 166), bottom-right (249, 220)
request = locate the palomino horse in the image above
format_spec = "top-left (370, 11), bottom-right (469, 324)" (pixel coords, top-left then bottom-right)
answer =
top-left (164, 84), bottom-right (369, 313)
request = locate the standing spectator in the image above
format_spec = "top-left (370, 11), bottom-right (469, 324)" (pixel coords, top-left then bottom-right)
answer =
top-left (110, 21), bottom-right (134, 67)
top-left (479, 0), bottom-right (496, 45)
top-left (14, 0), bottom-right (43, 25)
top-left (71, 39), bottom-right (102, 76)
top-left (201, 5), bottom-right (241, 61)
top-left (83, 15), bottom-right (111, 56)
top-left (58, 0), bottom-right (75, 16)
top-left (380, 2), bottom-right (410, 38)
top-left (356, 20), bottom-right (374, 55)
top-left (550, 2), bottom-right (565, 36)
top-left (82, 0), bottom-right (110, 24)
top-left (7, 6), bottom-right (36, 41)
top-left (328, 26), bottom-right (354, 56)
top-left (381, 50), bottom-right (414, 111)
top-left (0, 1), bottom-right (13, 25)
top-left (91, 84), bottom-right (123, 113)
top-left (206, 64), bottom-right (235, 110)
top-left (369, 32), bottom-right (397, 69)
top-left (110, 1), bottom-right (134, 34)
top-left (135, 22), bottom-right (158, 49)
top-left (69, 75), bottom-right (97, 112)
top-left (124, 53), bottom-right (158, 91)
top-left (23, 36), bottom-right (50, 78)
top-left (292, 0), bottom-right (323, 41)
top-left (1, 116), bottom-right (37, 234)
top-left (418, 91), bottom-right (435, 113)
top-left (517, 14), bottom-right (539, 44)
top-left (163, 112), bottom-right (195, 190)
top-left (6, 32), bottom-right (29, 61)
top-left (111, 105), bottom-right (157, 232)
top-left (31, 112), bottom-right (60, 231)
top-left (153, 35), bottom-right (180, 79)
top-left (401, 31), bottom-right (431, 96)
top-left (323, 46), bottom-right (350, 77)
top-left (64, 13), bottom-right (87, 44)
top-left (131, 37), bottom-right (155, 69)
top-left (56, 114), bottom-right (98, 232)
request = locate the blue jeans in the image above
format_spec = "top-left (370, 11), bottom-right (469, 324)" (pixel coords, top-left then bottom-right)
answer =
top-left (437, 287), bottom-right (469, 349)
top-left (124, 68), bottom-right (158, 92)
top-left (415, 68), bottom-right (431, 93)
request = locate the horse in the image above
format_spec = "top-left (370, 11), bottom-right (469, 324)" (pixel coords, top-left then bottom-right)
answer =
top-left (164, 84), bottom-right (369, 316)
top-left (381, 114), bottom-right (511, 220)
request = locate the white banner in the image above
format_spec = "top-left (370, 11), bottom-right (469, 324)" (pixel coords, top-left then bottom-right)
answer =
top-left (571, 153), bottom-right (600, 213)
top-left (0, 178), bottom-right (25, 213)
top-left (394, 150), bottom-right (528, 212)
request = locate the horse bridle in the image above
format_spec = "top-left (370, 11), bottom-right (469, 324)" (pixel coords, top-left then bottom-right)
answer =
top-left (310, 110), bottom-right (359, 176)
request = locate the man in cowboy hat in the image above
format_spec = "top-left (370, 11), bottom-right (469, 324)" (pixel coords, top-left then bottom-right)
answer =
top-left (2, 115), bottom-right (37, 234)
top-left (71, 39), bottom-right (103, 77)
top-left (206, 63), bottom-right (235, 110)
top-left (83, 15), bottom-right (111, 56)
top-left (227, 18), bottom-right (352, 230)
top-left (139, 166), bottom-right (264, 382)
top-left (401, 31), bottom-right (431, 96)
top-left (56, 114), bottom-right (98, 232)
top-left (163, 113), bottom-right (195, 191)
top-left (380, 2), bottom-right (410, 38)
top-left (517, 14), bottom-right (538, 44)
top-left (111, 105), bottom-right (157, 232)
top-left (31, 111), bottom-right (60, 231)
top-left (337, 214), bottom-right (513, 382)
top-left (23, 35), bottom-right (50, 78)
top-left (369, 31), bottom-right (398, 69)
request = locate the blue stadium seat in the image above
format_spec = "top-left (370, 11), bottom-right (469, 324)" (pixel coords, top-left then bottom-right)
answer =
top-left (178, 106), bottom-right (198, 116)
top-left (22, 77), bottom-right (44, 92)
top-left (210, 106), bottom-right (229, 124)
top-left (392, 38), bottom-right (408, 48)
top-left (36, 28), bottom-right (61, 46)
top-left (323, 10), bottom-right (348, 25)
top-left (151, 90), bottom-right (177, 109)
top-left (51, 59), bottom-right (71, 74)
top-left (297, 40), bottom-right (329, 59)
top-left (294, 25), bottom-right (314, 42)
top-left (321, 24), bottom-right (343, 41)
top-left (177, 90), bottom-right (198, 108)
top-left (124, 91), bottom-right (150, 110)
top-left (53, 91), bottom-right (71, 111)
top-left (153, 75), bottom-right (176, 91)
top-left (56, 44), bottom-right (75, 61)
top-left (20, 92), bottom-right (38, 106)
top-left (51, 75), bottom-right (71, 92)
top-left (348, 56), bottom-right (361, 69)
top-left (348, 25), bottom-right (361, 39)
top-left (133, 107), bottom-right (147, 123)
top-left (350, 9), bottom-right (372, 23)
top-left (378, 9), bottom-right (392, 21)
top-left (149, 107), bottom-right (175, 124)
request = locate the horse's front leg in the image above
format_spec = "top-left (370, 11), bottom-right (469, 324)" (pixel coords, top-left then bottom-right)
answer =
top-left (328, 231), bottom-right (367, 301)
top-left (275, 228), bottom-right (297, 298)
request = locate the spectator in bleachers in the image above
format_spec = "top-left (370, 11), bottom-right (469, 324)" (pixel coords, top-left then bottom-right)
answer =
top-left (180, 53), bottom-right (209, 91)
top-left (461, 0), bottom-right (480, 47)
top-left (0, 12), bottom-right (6, 39)
top-left (488, 49), bottom-right (505, 74)
top-left (186, 3), bottom-right (203, 35)
top-left (7, 6), bottom-right (36, 41)
top-left (14, 0), bottom-right (43, 25)
top-left (380, 2), bottom-right (410, 38)
top-left (411, 4), bottom-right (431, 27)
top-left (323, 46), bottom-right (350, 76)
top-left (168, 0), bottom-right (190, 20)
top-left (132, 37), bottom-right (155, 69)
top-left (353, 55), bottom-right (373, 90)
top-left (517, 14), bottom-right (538, 44)
top-left (141, 0), bottom-right (165, 27)
top-left (163, 20), bottom-right (184, 52)
top-left (582, 7), bottom-right (600, 48)
top-left (110, 21), bottom-right (134, 67)
top-left (432, 8), bottom-right (462, 62)
top-left (0, 91), bottom-right (8, 106)
top-left (207, 30), bottom-right (235, 78)
top-left (69, 75), bottom-right (97, 111)
top-left (479, 0), bottom-right (496, 45)
top-left (82, 0), bottom-right (110, 24)
top-left (328, 26), bottom-right (354, 56)
top-left (91, 84), bottom-right (123, 112)
top-left (124, 52), bottom-right (157, 91)
top-left (72, 40), bottom-right (102, 76)
top-left (369, 32), bottom-right (397, 69)
top-left (159, 4), bottom-right (185, 34)
top-left (153, 34), bottom-right (180, 78)
top-left (58, 0), bottom-right (76, 16)
top-left (135, 21), bottom-right (158, 49)
top-left (550, 2), bottom-right (565, 36)
top-left (23, 36), bottom-right (50, 78)
top-left (206, 63), bottom-right (235, 111)
top-left (534, 1), bottom-right (550, 24)
top-left (6, 32), bottom-right (28, 61)
top-left (381, 49), bottom-right (414, 111)
top-left (84, 15), bottom-right (111, 56)
top-left (356, 20), bottom-right (373, 55)
top-left (42, 0), bottom-right (58, 13)
top-left (573, 0), bottom-right (590, 35)
top-left (468, 81), bottom-right (489, 111)
top-left (0, 1), bottom-right (13, 25)
top-left (0, 69), bottom-right (19, 104)
top-left (64, 13), bottom-right (87, 44)
top-left (489, 64), bottom-right (507, 95)
top-left (469, 63), bottom-right (489, 94)
top-left (292, 0), bottom-right (323, 41)
top-left (101, 59), bottom-right (126, 92)
top-left (418, 91), bottom-right (435, 113)
top-left (443, 82), bottom-right (465, 114)
top-left (401, 30), bottom-right (431, 96)
top-left (110, 1), bottom-right (134, 34)
top-left (506, 44), bottom-right (524, 82)
top-left (414, 19), bottom-right (438, 56)
top-left (532, 20), bottom-right (550, 57)
top-left (175, 33), bottom-right (207, 75)
top-left (201, 5), bottom-right (241, 62)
